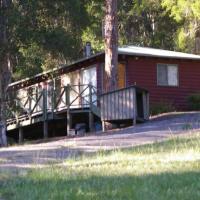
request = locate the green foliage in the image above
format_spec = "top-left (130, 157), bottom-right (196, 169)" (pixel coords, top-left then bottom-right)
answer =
top-left (187, 93), bottom-right (200, 110)
top-left (150, 101), bottom-right (175, 116)
top-left (118, 0), bottom-right (178, 49)
top-left (2, 0), bottom-right (90, 80)
top-left (82, 0), bottom-right (105, 52)
top-left (162, 0), bottom-right (200, 52)
top-left (83, 0), bottom-right (178, 52)
top-left (13, 44), bottom-right (43, 80)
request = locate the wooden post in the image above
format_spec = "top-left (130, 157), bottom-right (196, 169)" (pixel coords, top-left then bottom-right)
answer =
top-left (43, 87), bottom-right (48, 138)
top-left (133, 88), bottom-right (137, 125)
top-left (28, 88), bottom-right (32, 113)
top-left (18, 127), bottom-right (23, 144)
top-left (89, 112), bottom-right (94, 132)
top-left (43, 121), bottom-right (48, 139)
top-left (142, 91), bottom-right (149, 120)
top-left (65, 84), bottom-right (70, 107)
top-left (51, 84), bottom-right (55, 119)
top-left (146, 92), bottom-right (150, 120)
top-left (142, 91), bottom-right (147, 120)
top-left (65, 85), bottom-right (71, 135)
top-left (89, 84), bottom-right (94, 132)
top-left (102, 120), bottom-right (106, 132)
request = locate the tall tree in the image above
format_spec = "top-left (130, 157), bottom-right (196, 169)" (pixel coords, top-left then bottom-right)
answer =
top-left (104, 0), bottom-right (118, 92)
top-left (0, 0), bottom-right (12, 146)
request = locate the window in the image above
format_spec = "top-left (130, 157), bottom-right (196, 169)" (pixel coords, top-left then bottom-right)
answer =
top-left (157, 64), bottom-right (178, 86)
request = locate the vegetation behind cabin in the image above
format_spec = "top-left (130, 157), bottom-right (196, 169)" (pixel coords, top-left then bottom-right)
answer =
top-left (1, 0), bottom-right (200, 81)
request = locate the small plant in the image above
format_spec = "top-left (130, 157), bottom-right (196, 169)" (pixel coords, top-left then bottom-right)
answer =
top-left (187, 93), bottom-right (200, 110)
top-left (150, 101), bottom-right (175, 116)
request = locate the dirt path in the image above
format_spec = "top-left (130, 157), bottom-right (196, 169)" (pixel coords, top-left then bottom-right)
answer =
top-left (0, 112), bottom-right (200, 170)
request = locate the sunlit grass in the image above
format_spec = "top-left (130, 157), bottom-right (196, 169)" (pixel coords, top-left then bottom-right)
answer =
top-left (1, 134), bottom-right (200, 200)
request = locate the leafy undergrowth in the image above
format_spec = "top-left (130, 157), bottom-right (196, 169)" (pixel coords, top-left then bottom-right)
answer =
top-left (1, 134), bottom-right (200, 200)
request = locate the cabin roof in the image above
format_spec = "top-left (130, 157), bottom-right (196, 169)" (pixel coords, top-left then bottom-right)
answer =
top-left (8, 46), bottom-right (200, 90)
top-left (118, 46), bottom-right (200, 60)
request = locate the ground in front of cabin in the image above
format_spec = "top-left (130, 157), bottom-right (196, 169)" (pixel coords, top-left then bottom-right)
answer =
top-left (0, 112), bottom-right (200, 200)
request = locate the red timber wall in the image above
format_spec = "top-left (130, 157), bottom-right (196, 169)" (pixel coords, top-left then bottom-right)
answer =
top-left (126, 56), bottom-right (200, 110)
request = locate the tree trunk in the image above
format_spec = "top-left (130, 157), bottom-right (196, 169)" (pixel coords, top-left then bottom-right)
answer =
top-left (194, 30), bottom-right (200, 55)
top-left (0, 55), bottom-right (11, 147)
top-left (104, 0), bottom-right (118, 92)
top-left (0, 0), bottom-right (12, 146)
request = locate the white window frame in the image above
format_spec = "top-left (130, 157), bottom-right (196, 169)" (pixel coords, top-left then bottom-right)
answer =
top-left (157, 63), bottom-right (179, 87)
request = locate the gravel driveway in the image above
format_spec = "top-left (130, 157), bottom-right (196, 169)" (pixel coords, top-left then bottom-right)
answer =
top-left (0, 112), bottom-right (200, 170)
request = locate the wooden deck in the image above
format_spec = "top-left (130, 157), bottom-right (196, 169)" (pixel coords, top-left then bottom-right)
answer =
top-left (6, 84), bottom-right (100, 141)
top-left (6, 84), bottom-right (149, 143)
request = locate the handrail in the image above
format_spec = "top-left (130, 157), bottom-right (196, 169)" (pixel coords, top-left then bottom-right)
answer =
top-left (6, 84), bottom-right (100, 124)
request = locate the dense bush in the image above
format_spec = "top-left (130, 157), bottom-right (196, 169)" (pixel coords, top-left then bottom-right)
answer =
top-left (187, 93), bottom-right (200, 110)
top-left (150, 101), bottom-right (175, 116)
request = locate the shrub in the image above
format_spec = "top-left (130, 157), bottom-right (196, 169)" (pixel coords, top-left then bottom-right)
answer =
top-left (187, 93), bottom-right (200, 110)
top-left (150, 101), bottom-right (175, 116)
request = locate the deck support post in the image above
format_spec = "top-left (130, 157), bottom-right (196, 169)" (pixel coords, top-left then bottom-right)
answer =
top-left (43, 121), bottom-right (48, 139)
top-left (43, 87), bottom-right (48, 139)
top-left (66, 109), bottom-right (72, 135)
top-left (146, 93), bottom-right (149, 120)
top-left (133, 88), bottom-right (137, 125)
top-left (102, 120), bottom-right (106, 132)
top-left (89, 111), bottom-right (94, 132)
top-left (89, 84), bottom-right (94, 132)
top-left (102, 121), bottom-right (113, 132)
top-left (18, 127), bottom-right (23, 144)
top-left (65, 85), bottom-right (71, 135)
top-left (142, 91), bottom-right (149, 120)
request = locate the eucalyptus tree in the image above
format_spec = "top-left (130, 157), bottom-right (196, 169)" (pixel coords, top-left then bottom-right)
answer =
top-left (0, 0), bottom-right (12, 146)
top-left (104, 0), bottom-right (118, 92)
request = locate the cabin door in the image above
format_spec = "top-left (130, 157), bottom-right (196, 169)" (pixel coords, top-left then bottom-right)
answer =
top-left (103, 63), bottom-right (126, 92)
top-left (118, 63), bottom-right (126, 89)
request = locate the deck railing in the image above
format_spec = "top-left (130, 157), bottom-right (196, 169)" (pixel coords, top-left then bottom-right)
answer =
top-left (6, 84), bottom-right (99, 125)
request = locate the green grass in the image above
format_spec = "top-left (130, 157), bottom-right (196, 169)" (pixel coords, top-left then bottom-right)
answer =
top-left (1, 134), bottom-right (200, 200)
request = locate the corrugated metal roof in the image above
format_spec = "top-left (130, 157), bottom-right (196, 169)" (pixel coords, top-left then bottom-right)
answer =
top-left (118, 46), bottom-right (200, 60)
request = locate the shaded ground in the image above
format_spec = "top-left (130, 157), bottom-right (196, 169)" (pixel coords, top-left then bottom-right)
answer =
top-left (0, 111), bottom-right (200, 170)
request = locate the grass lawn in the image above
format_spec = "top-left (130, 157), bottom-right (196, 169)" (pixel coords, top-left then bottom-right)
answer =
top-left (1, 134), bottom-right (200, 200)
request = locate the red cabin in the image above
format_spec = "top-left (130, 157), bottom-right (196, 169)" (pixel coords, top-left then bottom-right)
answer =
top-left (7, 46), bottom-right (200, 141)
top-left (9, 46), bottom-right (200, 111)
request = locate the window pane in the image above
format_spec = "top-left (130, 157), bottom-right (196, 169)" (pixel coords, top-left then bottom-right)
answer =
top-left (157, 64), bottom-right (168, 85)
top-left (168, 65), bottom-right (178, 86)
